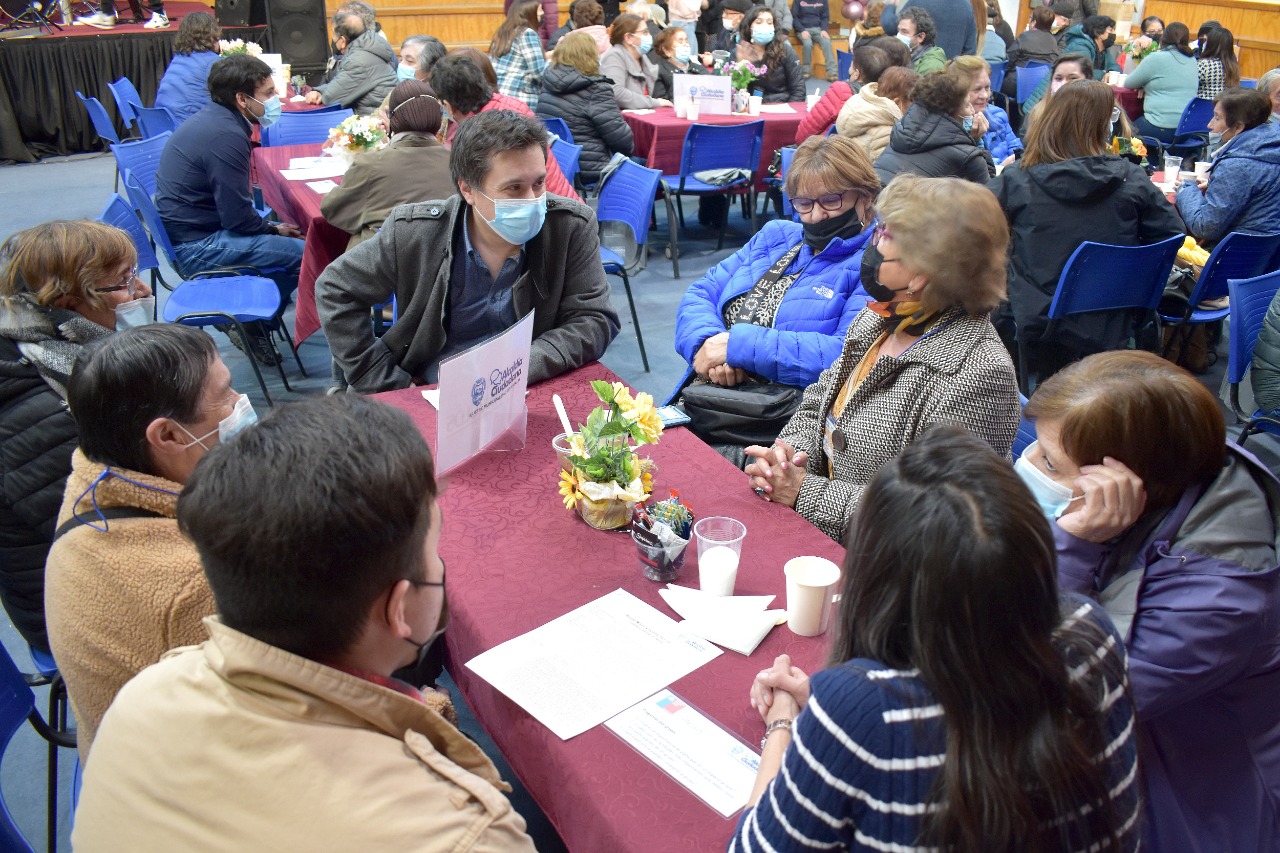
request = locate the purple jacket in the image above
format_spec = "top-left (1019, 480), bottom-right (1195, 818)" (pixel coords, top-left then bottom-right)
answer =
top-left (1055, 443), bottom-right (1280, 852)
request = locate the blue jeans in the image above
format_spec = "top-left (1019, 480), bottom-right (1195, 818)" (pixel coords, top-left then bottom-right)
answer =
top-left (173, 229), bottom-right (304, 303)
top-left (1134, 115), bottom-right (1177, 146)
top-left (798, 27), bottom-right (837, 77)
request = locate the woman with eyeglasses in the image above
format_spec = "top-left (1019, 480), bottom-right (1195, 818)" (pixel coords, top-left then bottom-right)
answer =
top-left (988, 79), bottom-right (1183, 384)
top-left (0, 219), bottom-right (150, 659)
top-left (746, 174), bottom-right (1020, 541)
top-left (671, 135), bottom-right (879, 463)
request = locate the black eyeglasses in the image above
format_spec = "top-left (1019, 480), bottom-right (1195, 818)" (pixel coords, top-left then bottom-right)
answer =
top-left (790, 189), bottom-right (853, 214)
top-left (407, 559), bottom-right (446, 589)
top-left (93, 266), bottom-right (140, 296)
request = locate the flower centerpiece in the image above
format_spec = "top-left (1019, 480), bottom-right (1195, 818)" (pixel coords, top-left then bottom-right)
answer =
top-left (217, 38), bottom-right (263, 56)
top-left (1125, 37), bottom-right (1159, 66)
top-left (558, 381), bottom-right (662, 530)
top-left (723, 60), bottom-right (766, 112)
top-left (1109, 135), bottom-right (1149, 170)
top-left (324, 114), bottom-right (389, 164)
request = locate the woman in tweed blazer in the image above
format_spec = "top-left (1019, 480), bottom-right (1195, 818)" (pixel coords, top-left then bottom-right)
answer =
top-left (747, 174), bottom-right (1021, 542)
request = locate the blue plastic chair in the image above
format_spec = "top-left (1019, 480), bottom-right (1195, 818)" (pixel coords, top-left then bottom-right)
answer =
top-left (1227, 270), bottom-right (1280, 444)
top-left (106, 76), bottom-right (144, 137)
top-left (597, 159), bottom-right (669, 373)
top-left (549, 137), bottom-right (582, 188)
top-left (1013, 392), bottom-right (1037, 462)
top-left (98, 193), bottom-right (169, 316)
top-left (660, 120), bottom-right (765, 252)
top-left (123, 171), bottom-right (295, 405)
top-left (308, 102), bottom-right (352, 113)
top-left (260, 108), bottom-right (353, 147)
top-left (1167, 97), bottom-right (1216, 161)
top-left (109, 133), bottom-right (170, 200)
top-left (75, 90), bottom-right (124, 188)
top-left (1016, 61), bottom-right (1051, 106)
top-left (1241, 78), bottom-right (1257, 89)
top-left (988, 60), bottom-right (1007, 94)
top-left (1018, 233), bottom-right (1184, 393)
top-left (0, 642), bottom-right (77, 853)
top-left (836, 50), bottom-right (852, 81)
top-left (541, 115), bottom-right (573, 143)
top-left (1159, 232), bottom-right (1280, 337)
top-left (134, 105), bottom-right (177, 138)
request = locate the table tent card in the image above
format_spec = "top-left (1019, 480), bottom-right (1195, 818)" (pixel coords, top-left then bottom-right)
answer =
top-left (435, 311), bottom-right (534, 474)
top-left (674, 74), bottom-right (732, 116)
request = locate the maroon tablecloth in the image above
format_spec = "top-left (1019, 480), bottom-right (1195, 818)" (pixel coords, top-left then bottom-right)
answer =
top-left (624, 105), bottom-right (806, 192)
top-left (375, 365), bottom-right (844, 853)
top-left (251, 142), bottom-right (351, 347)
top-left (1113, 86), bottom-right (1143, 121)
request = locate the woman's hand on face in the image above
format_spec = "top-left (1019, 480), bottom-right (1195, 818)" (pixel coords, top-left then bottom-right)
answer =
top-left (970, 109), bottom-right (989, 139)
top-left (749, 654), bottom-right (811, 723)
top-left (744, 439), bottom-right (807, 508)
top-left (693, 331), bottom-right (730, 377)
top-left (1056, 457), bottom-right (1147, 543)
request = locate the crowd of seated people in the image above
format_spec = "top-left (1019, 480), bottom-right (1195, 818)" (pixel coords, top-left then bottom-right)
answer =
top-left (6, 3), bottom-right (1280, 849)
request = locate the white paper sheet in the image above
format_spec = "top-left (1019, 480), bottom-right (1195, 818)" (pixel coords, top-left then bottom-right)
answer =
top-left (280, 161), bottom-right (349, 181)
top-left (420, 388), bottom-right (440, 409)
top-left (756, 104), bottom-right (797, 113)
top-left (288, 156), bottom-right (327, 169)
top-left (306, 180), bottom-right (339, 194)
top-left (605, 689), bottom-right (760, 817)
top-left (466, 589), bottom-right (722, 740)
top-left (290, 94), bottom-right (308, 103)
top-left (657, 584), bottom-right (782, 655)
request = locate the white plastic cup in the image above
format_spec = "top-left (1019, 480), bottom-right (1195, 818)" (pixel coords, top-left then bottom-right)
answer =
top-left (673, 95), bottom-right (688, 118)
top-left (806, 92), bottom-right (819, 111)
top-left (686, 99), bottom-right (700, 121)
top-left (1115, 73), bottom-right (1128, 87)
top-left (1163, 154), bottom-right (1183, 179)
top-left (747, 94), bottom-right (762, 115)
top-left (1194, 161), bottom-right (1211, 179)
top-left (695, 517), bottom-right (746, 596)
top-left (784, 556), bottom-right (841, 636)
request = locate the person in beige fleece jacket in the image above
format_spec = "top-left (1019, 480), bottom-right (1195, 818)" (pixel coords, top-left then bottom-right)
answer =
top-left (45, 325), bottom-right (239, 763)
top-left (836, 66), bottom-right (918, 162)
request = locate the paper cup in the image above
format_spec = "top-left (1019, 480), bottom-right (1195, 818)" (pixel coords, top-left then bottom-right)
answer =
top-left (686, 99), bottom-right (700, 121)
top-left (784, 556), bottom-right (841, 636)
top-left (747, 95), bottom-right (762, 115)
top-left (1194, 161), bottom-right (1211, 179)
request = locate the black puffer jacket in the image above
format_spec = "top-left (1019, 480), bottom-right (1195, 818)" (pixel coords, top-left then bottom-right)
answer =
top-left (1252, 289), bottom-right (1280, 415)
top-left (537, 64), bottom-right (635, 184)
top-left (873, 104), bottom-right (994, 186)
top-left (987, 155), bottom-right (1185, 357)
top-left (0, 336), bottom-right (78, 655)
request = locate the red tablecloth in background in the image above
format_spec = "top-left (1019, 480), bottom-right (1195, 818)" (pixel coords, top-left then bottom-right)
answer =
top-left (624, 105), bottom-right (806, 192)
top-left (1114, 86), bottom-right (1143, 121)
top-left (375, 364), bottom-right (844, 853)
top-left (251, 143), bottom-right (352, 346)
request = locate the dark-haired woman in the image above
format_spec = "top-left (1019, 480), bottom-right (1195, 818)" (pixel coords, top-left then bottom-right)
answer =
top-left (650, 25), bottom-right (707, 102)
top-left (734, 425), bottom-right (1140, 852)
top-left (154, 11), bottom-right (221, 124)
top-left (1023, 350), bottom-right (1280, 851)
top-left (1196, 25), bottom-right (1240, 100)
top-left (1125, 21), bottom-right (1198, 144)
top-left (490, 0), bottom-right (548, 110)
top-left (733, 6), bottom-right (804, 103)
top-left (873, 69), bottom-right (993, 184)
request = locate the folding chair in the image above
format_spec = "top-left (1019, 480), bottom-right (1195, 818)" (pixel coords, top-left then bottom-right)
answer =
top-left (1226, 270), bottom-right (1280, 445)
top-left (1016, 61), bottom-right (1051, 106)
top-left (549, 137), bottom-right (582, 188)
top-left (597, 159), bottom-right (672, 372)
top-left (0, 641), bottom-right (77, 853)
top-left (260, 109), bottom-right (353, 147)
top-left (106, 76), bottom-right (144, 137)
top-left (124, 171), bottom-right (301, 405)
top-left (1018, 233), bottom-right (1183, 393)
top-left (660, 120), bottom-right (765, 253)
top-left (98, 193), bottom-right (170, 317)
top-left (134, 105), bottom-right (177, 138)
top-left (1159, 232), bottom-right (1280, 347)
top-left (541, 115), bottom-right (573, 143)
top-left (110, 133), bottom-right (170, 199)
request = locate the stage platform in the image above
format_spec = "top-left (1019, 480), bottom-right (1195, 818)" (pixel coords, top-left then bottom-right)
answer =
top-left (0, 1), bottom-right (266, 162)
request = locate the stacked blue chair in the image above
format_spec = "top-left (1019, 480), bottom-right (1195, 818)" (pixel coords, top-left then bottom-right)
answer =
top-left (134, 105), bottom-right (178, 139)
top-left (75, 91), bottom-right (124, 188)
top-left (1018, 233), bottom-right (1184, 393)
top-left (109, 133), bottom-right (170, 200)
top-left (106, 77), bottom-right (144, 138)
top-left (660, 120), bottom-right (765, 253)
top-left (1227, 270), bottom-right (1280, 445)
top-left (260, 109), bottom-right (353, 147)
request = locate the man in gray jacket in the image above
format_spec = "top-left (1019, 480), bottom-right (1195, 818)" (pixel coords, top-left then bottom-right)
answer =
top-left (317, 110), bottom-right (620, 393)
top-left (305, 10), bottom-right (396, 115)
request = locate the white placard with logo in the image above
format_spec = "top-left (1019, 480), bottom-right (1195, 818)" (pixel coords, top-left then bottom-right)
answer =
top-left (674, 74), bottom-right (732, 116)
top-left (436, 311), bottom-right (534, 474)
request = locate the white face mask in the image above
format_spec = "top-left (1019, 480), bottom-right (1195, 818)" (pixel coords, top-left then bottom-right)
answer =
top-left (178, 393), bottom-right (259, 450)
top-left (1014, 443), bottom-right (1082, 520)
top-left (114, 295), bottom-right (155, 331)
top-left (896, 33), bottom-right (914, 48)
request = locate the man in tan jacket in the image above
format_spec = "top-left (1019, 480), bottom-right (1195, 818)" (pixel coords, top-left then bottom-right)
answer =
top-left (46, 325), bottom-right (245, 762)
top-left (72, 393), bottom-right (534, 850)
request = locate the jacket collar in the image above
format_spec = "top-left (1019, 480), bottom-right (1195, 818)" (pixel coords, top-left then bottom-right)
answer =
top-left (199, 618), bottom-right (507, 787)
top-left (67, 449), bottom-right (181, 519)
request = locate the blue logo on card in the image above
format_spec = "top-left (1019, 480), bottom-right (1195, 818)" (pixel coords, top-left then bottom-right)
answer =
top-left (470, 378), bottom-right (486, 407)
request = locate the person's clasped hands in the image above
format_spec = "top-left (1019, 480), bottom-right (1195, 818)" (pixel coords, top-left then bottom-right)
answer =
top-left (693, 331), bottom-right (748, 386)
top-left (745, 439), bottom-right (807, 507)
top-left (749, 654), bottom-right (810, 725)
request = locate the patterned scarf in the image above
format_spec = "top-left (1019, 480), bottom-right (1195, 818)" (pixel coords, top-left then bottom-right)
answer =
top-left (865, 299), bottom-right (937, 336)
top-left (0, 293), bottom-right (112, 399)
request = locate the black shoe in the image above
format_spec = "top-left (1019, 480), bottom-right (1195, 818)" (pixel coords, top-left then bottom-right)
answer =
top-left (224, 323), bottom-right (281, 367)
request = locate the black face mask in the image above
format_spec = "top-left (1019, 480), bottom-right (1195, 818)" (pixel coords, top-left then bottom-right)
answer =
top-left (860, 243), bottom-right (910, 302)
top-left (802, 206), bottom-right (864, 252)
top-left (1101, 33), bottom-right (1116, 49)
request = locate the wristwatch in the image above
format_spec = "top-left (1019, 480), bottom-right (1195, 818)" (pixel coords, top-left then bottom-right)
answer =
top-left (760, 717), bottom-right (793, 750)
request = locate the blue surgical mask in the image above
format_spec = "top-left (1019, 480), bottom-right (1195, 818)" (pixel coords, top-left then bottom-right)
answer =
top-left (1014, 445), bottom-right (1082, 520)
top-left (752, 26), bottom-right (775, 44)
top-left (962, 114), bottom-right (975, 132)
top-left (897, 33), bottom-right (914, 48)
top-left (179, 393), bottom-right (259, 450)
top-left (638, 32), bottom-right (653, 53)
top-left (250, 94), bottom-right (282, 128)
top-left (397, 62), bottom-right (416, 81)
top-left (477, 191), bottom-right (547, 245)
top-left (674, 45), bottom-right (691, 63)
top-left (114, 295), bottom-right (154, 331)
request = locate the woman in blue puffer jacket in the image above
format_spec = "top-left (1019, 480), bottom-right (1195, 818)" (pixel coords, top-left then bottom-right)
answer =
top-left (950, 55), bottom-right (1023, 165)
top-left (154, 12), bottom-right (222, 125)
top-left (671, 134), bottom-right (877, 401)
